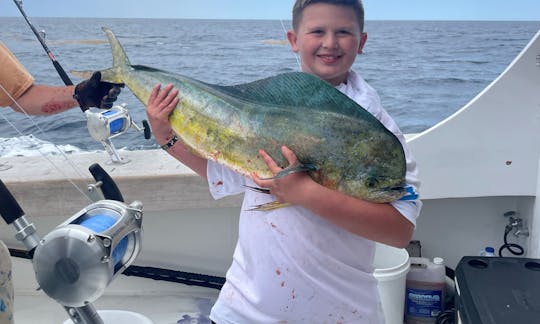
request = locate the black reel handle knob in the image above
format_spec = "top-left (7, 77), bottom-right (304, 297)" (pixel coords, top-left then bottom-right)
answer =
top-left (142, 120), bottom-right (151, 140)
top-left (0, 179), bottom-right (25, 224)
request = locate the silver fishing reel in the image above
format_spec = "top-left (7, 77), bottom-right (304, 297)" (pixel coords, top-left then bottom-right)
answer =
top-left (85, 104), bottom-right (151, 164)
top-left (33, 199), bottom-right (143, 307)
top-left (1, 164), bottom-right (150, 323)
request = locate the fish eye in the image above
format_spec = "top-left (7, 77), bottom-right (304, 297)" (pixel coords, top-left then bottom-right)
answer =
top-left (366, 177), bottom-right (379, 188)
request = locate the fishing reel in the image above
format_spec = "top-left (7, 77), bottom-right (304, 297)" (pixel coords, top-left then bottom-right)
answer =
top-left (85, 104), bottom-right (151, 164)
top-left (0, 164), bottom-right (151, 324)
top-left (34, 199), bottom-right (143, 307)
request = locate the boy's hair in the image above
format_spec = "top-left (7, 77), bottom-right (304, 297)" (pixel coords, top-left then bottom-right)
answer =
top-left (292, 0), bottom-right (365, 32)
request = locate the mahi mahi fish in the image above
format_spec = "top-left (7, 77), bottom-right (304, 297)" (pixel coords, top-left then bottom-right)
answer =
top-left (94, 27), bottom-right (407, 207)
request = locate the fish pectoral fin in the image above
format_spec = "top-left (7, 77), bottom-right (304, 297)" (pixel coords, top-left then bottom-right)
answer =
top-left (71, 68), bottom-right (123, 84)
top-left (70, 70), bottom-right (94, 80)
top-left (247, 201), bottom-right (291, 212)
top-left (243, 185), bottom-right (271, 194)
top-left (261, 163), bottom-right (318, 180)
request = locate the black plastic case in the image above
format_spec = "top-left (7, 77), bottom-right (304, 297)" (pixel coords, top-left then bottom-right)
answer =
top-left (455, 256), bottom-right (540, 324)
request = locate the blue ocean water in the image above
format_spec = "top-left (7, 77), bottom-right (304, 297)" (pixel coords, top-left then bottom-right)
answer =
top-left (1, 18), bottom-right (539, 156)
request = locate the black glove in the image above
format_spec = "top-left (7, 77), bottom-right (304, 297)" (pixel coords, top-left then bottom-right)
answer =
top-left (74, 71), bottom-right (125, 109)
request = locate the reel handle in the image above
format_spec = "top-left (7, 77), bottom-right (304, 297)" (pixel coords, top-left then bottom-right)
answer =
top-left (142, 120), bottom-right (151, 140)
top-left (89, 164), bottom-right (124, 202)
top-left (0, 179), bottom-right (25, 224)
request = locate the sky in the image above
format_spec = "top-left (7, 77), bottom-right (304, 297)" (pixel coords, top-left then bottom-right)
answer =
top-left (0, 0), bottom-right (539, 21)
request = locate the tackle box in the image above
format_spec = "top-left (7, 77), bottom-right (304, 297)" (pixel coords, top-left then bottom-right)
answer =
top-left (454, 256), bottom-right (540, 324)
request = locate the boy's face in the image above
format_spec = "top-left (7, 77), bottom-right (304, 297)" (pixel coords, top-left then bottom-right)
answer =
top-left (287, 3), bottom-right (367, 86)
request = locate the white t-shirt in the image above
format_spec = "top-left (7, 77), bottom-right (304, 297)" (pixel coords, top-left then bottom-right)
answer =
top-left (208, 71), bottom-right (421, 323)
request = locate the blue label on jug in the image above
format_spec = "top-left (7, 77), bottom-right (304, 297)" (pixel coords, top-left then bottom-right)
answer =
top-left (405, 287), bottom-right (443, 318)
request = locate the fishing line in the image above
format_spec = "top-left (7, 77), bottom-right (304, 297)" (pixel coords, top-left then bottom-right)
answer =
top-left (280, 19), bottom-right (301, 69)
top-left (12, 0), bottom-right (76, 90)
top-left (3, 0), bottom-right (118, 202)
top-left (0, 83), bottom-right (93, 203)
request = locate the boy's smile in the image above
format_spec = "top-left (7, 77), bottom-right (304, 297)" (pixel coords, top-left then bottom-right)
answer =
top-left (287, 3), bottom-right (367, 86)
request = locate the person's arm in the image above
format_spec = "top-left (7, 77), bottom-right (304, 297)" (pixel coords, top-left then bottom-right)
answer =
top-left (11, 84), bottom-right (77, 115)
top-left (9, 71), bottom-right (123, 115)
top-left (145, 83), bottom-right (208, 177)
top-left (253, 146), bottom-right (414, 248)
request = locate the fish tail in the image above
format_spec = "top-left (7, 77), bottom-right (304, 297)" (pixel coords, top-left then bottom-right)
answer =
top-left (98, 27), bottom-right (131, 84)
top-left (70, 28), bottom-right (131, 84)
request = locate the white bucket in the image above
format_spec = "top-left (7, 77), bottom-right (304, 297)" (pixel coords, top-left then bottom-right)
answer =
top-left (63, 310), bottom-right (153, 324)
top-left (373, 243), bottom-right (410, 324)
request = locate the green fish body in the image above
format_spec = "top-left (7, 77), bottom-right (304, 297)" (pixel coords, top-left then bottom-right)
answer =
top-left (97, 28), bottom-right (407, 203)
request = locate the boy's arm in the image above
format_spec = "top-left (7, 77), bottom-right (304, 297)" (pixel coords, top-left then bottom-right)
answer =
top-left (146, 83), bottom-right (208, 178)
top-left (253, 146), bottom-right (414, 248)
top-left (292, 178), bottom-right (414, 248)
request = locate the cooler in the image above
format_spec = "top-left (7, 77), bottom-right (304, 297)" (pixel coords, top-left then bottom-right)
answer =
top-left (454, 256), bottom-right (540, 324)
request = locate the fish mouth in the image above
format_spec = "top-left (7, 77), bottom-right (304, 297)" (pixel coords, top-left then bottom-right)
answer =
top-left (384, 185), bottom-right (406, 191)
top-left (381, 185), bottom-right (407, 194)
top-left (380, 184), bottom-right (418, 201)
top-left (378, 184), bottom-right (408, 197)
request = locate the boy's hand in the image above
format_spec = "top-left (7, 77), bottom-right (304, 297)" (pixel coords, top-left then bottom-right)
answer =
top-left (252, 146), bottom-right (316, 206)
top-left (145, 83), bottom-right (179, 146)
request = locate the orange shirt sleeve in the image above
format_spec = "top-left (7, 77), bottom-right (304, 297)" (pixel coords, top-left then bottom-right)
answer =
top-left (0, 41), bottom-right (34, 107)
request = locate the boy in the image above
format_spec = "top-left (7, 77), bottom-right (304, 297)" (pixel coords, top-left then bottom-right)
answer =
top-left (146, 0), bottom-right (421, 322)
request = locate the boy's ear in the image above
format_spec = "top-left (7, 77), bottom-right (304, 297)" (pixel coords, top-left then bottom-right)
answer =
top-left (287, 30), bottom-right (299, 52)
top-left (357, 32), bottom-right (368, 54)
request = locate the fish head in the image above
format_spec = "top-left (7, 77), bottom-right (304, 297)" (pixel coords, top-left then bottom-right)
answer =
top-left (369, 183), bottom-right (408, 203)
top-left (360, 175), bottom-right (407, 203)
top-left (333, 164), bottom-right (407, 203)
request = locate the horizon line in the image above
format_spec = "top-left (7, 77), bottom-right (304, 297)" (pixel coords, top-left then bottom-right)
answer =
top-left (0, 16), bottom-right (538, 22)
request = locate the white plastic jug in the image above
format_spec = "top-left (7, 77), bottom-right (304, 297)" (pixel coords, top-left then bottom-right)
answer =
top-left (405, 257), bottom-right (445, 324)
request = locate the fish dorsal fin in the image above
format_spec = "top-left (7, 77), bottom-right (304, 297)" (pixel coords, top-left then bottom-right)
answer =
top-left (208, 72), bottom-right (374, 120)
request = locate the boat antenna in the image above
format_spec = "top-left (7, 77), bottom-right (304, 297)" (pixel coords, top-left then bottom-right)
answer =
top-left (12, 0), bottom-right (76, 90)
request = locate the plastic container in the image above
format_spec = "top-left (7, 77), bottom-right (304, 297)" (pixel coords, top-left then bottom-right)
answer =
top-left (455, 256), bottom-right (540, 324)
top-left (373, 243), bottom-right (411, 324)
top-left (405, 257), bottom-right (446, 324)
top-left (479, 246), bottom-right (495, 257)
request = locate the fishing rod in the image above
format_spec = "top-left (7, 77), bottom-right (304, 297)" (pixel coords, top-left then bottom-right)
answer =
top-left (12, 0), bottom-right (152, 164)
top-left (12, 0), bottom-right (74, 88)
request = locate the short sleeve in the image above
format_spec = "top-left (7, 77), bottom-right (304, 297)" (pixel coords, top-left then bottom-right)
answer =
top-left (0, 42), bottom-right (34, 107)
top-left (391, 199), bottom-right (422, 227)
top-left (206, 160), bottom-right (246, 199)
